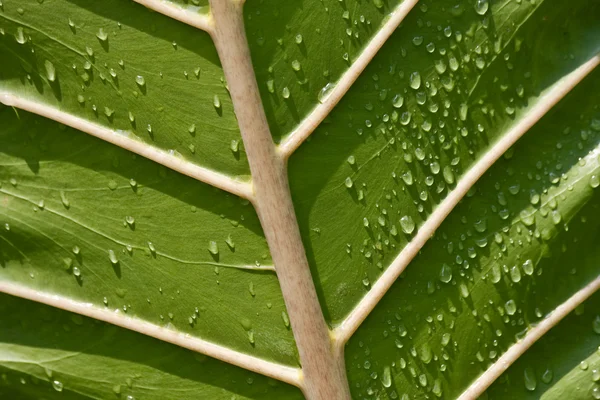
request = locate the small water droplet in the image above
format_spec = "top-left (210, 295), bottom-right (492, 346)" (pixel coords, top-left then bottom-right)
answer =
top-left (523, 367), bottom-right (537, 391)
top-left (409, 72), bottom-right (421, 89)
top-left (96, 28), bottom-right (108, 42)
top-left (15, 27), bottom-right (26, 44)
top-left (522, 259), bottom-right (534, 275)
top-left (44, 60), bottom-right (56, 82)
top-left (318, 82), bottom-right (334, 103)
top-left (108, 249), bottom-right (118, 264)
top-left (208, 241), bottom-right (219, 255)
top-left (52, 380), bottom-right (63, 392)
top-left (135, 75), bottom-right (146, 88)
top-left (381, 365), bottom-right (392, 388)
top-left (504, 299), bottom-right (517, 316)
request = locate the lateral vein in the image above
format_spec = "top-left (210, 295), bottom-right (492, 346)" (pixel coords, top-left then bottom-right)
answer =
top-left (0, 281), bottom-right (302, 388)
top-left (457, 275), bottom-right (600, 400)
top-left (278, 0), bottom-right (420, 159)
top-left (0, 92), bottom-right (254, 201)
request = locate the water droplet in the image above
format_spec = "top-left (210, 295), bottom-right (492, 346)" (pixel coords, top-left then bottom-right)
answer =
top-left (400, 215), bottom-right (415, 234)
top-left (419, 343), bottom-right (433, 363)
top-left (96, 28), bottom-right (108, 42)
top-left (541, 368), bottom-right (553, 384)
top-left (213, 95), bottom-right (221, 109)
top-left (108, 249), bottom-right (118, 264)
top-left (295, 34), bottom-right (303, 44)
top-left (282, 87), bottom-right (290, 99)
top-left (392, 94), bottom-right (404, 108)
top-left (208, 241), bottom-right (219, 255)
top-left (15, 27), bottom-right (26, 44)
top-left (281, 311), bottom-right (290, 328)
top-left (504, 299), bottom-right (517, 315)
top-left (474, 0), bottom-right (489, 15)
top-left (381, 366), bottom-right (392, 388)
top-left (443, 166), bottom-right (455, 184)
top-left (523, 367), bottom-right (536, 391)
top-left (590, 175), bottom-right (599, 188)
top-left (344, 177), bottom-right (353, 188)
top-left (522, 259), bottom-right (534, 275)
top-left (225, 235), bottom-right (235, 250)
top-left (60, 191), bottom-right (70, 208)
top-left (148, 242), bottom-right (156, 256)
top-left (52, 380), bottom-right (63, 392)
top-left (318, 82), bottom-right (334, 103)
top-left (510, 265), bottom-right (522, 282)
top-left (409, 72), bottom-right (421, 89)
top-left (44, 60), bottom-right (56, 82)
top-left (439, 263), bottom-right (452, 283)
top-left (474, 219), bottom-right (487, 233)
top-left (135, 75), bottom-right (146, 88)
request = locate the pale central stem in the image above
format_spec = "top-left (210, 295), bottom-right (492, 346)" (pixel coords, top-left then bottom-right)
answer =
top-left (208, 1), bottom-right (351, 398)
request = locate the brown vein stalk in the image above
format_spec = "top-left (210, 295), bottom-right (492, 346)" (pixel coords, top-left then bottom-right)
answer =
top-left (208, 1), bottom-right (351, 398)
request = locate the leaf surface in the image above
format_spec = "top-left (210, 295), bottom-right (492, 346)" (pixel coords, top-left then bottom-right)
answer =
top-left (0, 0), bottom-right (599, 398)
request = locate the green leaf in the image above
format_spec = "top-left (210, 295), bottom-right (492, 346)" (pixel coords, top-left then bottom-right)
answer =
top-left (0, 0), bottom-right (599, 398)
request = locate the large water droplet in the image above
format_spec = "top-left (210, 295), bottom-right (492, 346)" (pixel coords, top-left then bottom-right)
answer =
top-left (409, 72), bottom-right (421, 90)
top-left (44, 60), bottom-right (56, 82)
top-left (400, 215), bottom-right (415, 234)
top-left (439, 263), bottom-right (452, 283)
top-left (505, 299), bottom-right (517, 315)
top-left (318, 82), bottom-right (334, 103)
top-left (523, 367), bottom-right (537, 391)
top-left (381, 366), bottom-right (392, 388)
top-left (474, 0), bottom-right (489, 15)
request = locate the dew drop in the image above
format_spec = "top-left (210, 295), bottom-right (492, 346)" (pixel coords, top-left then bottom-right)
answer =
top-left (392, 94), bottom-right (404, 108)
top-left (318, 82), bottom-right (334, 103)
top-left (400, 215), bottom-right (415, 234)
top-left (60, 191), bottom-right (70, 208)
top-left (522, 259), bottom-right (534, 275)
top-left (44, 60), bottom-right (56, 82)
top-left (135, 75), bottom-right (146, 88)
top-left (15, 27), bottom-right (26, 44)
top-left (474, 0), bottom-right (489, 15)
top-left (523, 367), bottom-right (537, 391)
top-left (213, 95), bottom-right (221, 109)
top-left (52, 380), bottom-right (63, 392)
top-left (439, 263), bottom-right (452, 283)
top-left (381, 366), bottom-right (392, 388)
top-left (108, 249), bottom-right (118, 264)
top-left (409, 72), bottom-right (421, 90)
top-left (208, 241), bottom-right (219, 255)
top-left (505, 299), bottom-right (517, 315)
top-left (96, 28), bottom-right (108, 42)
top-left (510, 265), bottom-right (522, 283)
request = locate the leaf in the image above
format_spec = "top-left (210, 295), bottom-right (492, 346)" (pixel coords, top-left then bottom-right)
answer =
top-left (0, 0), bottom-right (599, 398)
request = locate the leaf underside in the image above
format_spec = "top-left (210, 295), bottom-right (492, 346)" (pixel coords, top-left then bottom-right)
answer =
top-left (0, 0), bottom-right (599, 399)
